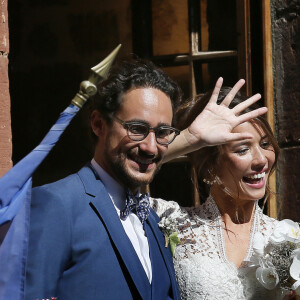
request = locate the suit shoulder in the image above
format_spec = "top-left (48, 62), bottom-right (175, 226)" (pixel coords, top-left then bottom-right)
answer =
top-left (33, 172), bottom-right (82, 195)
top-left (32, 171), bottom-right (86, 209)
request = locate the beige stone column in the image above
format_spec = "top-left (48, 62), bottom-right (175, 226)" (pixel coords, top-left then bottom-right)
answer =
top-left (0, 0), bottom-right (12, 177)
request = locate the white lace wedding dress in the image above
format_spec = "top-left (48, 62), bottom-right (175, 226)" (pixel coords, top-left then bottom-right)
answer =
top-left (151, 196), bottom-right (281, 300)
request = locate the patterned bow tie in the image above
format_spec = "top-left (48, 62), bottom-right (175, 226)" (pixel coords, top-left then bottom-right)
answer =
top-left (120, 190), bottom-right (150, 224)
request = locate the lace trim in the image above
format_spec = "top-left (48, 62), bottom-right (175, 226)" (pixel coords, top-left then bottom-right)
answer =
top-left (183, 195), bottom-right (262, 271)
top-left (206, 195), bottom-right (261, 272)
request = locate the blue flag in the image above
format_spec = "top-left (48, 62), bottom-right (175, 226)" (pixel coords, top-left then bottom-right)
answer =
top-left (0, 105), bottom-right (79, 300)
top-left (0, 44), bottom-right (121, 299)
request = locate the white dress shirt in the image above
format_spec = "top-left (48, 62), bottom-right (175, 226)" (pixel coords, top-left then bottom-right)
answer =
top-left (91, 159), bottom-right (152, 283)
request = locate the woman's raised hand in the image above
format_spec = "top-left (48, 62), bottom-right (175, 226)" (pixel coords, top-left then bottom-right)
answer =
top-left (163, 78), bottom-right (268, 163)
top-left (184, 77), bottom-right (267, 149)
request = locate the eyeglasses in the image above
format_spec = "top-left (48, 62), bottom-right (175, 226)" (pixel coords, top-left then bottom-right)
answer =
top-left (112, 115), bottom-right (180, 145)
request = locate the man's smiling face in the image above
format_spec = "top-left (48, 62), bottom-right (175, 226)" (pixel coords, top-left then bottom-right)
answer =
top-left (92, 87), bottom-right (173, 190)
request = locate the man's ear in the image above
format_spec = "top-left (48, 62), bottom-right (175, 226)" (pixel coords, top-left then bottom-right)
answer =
top-left (90, 110), bottom-right (107, 137)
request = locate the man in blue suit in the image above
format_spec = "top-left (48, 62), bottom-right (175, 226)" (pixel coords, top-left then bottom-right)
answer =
top-left (25, 59), bottom-right (181, 300)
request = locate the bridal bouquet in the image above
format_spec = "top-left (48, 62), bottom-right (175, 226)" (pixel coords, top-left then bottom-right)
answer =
top-left (250, 219), bottom-right (300, 296)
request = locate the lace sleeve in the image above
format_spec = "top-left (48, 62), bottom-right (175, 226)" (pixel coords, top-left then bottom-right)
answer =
top-left (150, 198), bottom-right (182, 219)
top-left (259, 212), bottom-right (278, 241)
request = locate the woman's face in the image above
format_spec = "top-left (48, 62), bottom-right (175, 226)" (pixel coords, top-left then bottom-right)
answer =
top-left (215, 121), bottom-right (276, 201)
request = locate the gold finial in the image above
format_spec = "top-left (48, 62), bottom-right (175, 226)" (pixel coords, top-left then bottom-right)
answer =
top-left (89, 44), bottom-right (122, 85)
top-left (71, 44), bottom-right (122, 108)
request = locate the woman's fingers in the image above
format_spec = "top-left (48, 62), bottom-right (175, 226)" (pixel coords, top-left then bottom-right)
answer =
top-left (220, 79), bottom-right (245, 107)
top-left (224, 132), bottom-right (254, 143)
top-left (209, 77), bottom-right (223, 104)
top-left (236, 107), bottom-right (268, 125)
top-left (232, 93), bottom-right (262, 114)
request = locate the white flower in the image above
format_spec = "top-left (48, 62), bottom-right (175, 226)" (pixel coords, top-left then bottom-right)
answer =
top-left (158, 216), bottom-right (178, 236)
top-left (291, 248), bottom-right (300, 258)
top-left (253, 232), bottom-right (266, 256)
top-left (256, 266), bottom-right (279, 290)
top-left (270, 219), bottom-right (300, 244)
top-left (158, 216), bottom-right (180, 256)
top-left (249, 219), bottom-right (300, 294)
top-left (290, 252), bottom-right (300, 296)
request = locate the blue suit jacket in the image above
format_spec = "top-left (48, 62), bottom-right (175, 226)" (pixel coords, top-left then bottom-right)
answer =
top-left (25, 165), bottom-right (180, 300)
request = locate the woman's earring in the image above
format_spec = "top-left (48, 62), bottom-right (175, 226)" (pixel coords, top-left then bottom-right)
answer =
top-left (203, 177), bottom-right (217, 185)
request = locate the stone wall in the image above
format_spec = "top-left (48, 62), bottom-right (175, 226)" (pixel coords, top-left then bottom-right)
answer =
top-left (0, 0), bottom-right (12, 177)
top-left (272, 0), bottom-right (300, 221)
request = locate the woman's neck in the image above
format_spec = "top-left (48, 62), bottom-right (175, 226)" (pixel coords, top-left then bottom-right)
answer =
top-left (210, 188), bottom-right (256, 225)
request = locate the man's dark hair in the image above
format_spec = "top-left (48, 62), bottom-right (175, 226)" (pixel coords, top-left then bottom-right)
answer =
top-left (90, 58), bottom-right (182, 124)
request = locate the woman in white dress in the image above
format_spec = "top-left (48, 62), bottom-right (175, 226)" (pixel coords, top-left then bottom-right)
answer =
top-left (151, 78), bottom-right (298, 299)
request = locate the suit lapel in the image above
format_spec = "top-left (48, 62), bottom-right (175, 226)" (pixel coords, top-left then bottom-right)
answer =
top-left (146, 211), bottom-right (180, 300)
top-left (77, 166), bottom-right (151, 300)
top-left (144, 221), bottom-right (161, 299)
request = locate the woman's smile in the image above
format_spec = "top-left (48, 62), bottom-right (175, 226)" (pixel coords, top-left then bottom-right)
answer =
top-left (215, 121), bottom-right (275, 201)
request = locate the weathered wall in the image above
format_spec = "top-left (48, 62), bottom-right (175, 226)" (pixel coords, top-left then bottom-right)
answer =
top-left (8, 0), bottom-right (132, 185)
top-left (272, 0), bottom-right (300, 221)
top-left (0, 0), bottom-right (12, 177)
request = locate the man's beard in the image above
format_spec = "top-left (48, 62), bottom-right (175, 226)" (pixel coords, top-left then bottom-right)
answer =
top-left (105, 151), bottom-right (163, 190)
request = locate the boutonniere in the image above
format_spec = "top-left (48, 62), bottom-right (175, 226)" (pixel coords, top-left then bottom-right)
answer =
top-left (158, 216), bottom-right (181, 256)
